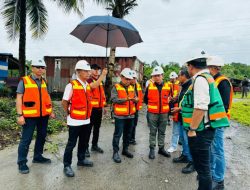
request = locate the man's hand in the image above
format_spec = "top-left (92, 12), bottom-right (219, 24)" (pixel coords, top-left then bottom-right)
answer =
top-left (171, 107), bottom-right (181, 113)
top-left (101, 68), bottom-right (108, 76)
top-left (188, 130), bottom-right (197, 137)
top-left (17, 116), bottom-right (25, 126)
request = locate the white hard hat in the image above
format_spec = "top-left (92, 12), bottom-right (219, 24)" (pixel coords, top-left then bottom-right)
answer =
top-left (120, 68), bottom-right (133, 79)
top-left (131, 70), bottom-right (137, 78)
top-left (169, 71), bottom-right (178, 79)
top-left (207, 56), bottom-right (224, 67)
top-left (75, 60), bottom-right (91, 71)
top-left (151, 66), bottom-right (164, 76)
top-left (31, 60), bottom-right (46, 67)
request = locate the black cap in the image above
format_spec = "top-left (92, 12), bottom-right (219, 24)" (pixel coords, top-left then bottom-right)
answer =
top-left (91, 64), bottom-right (101, 70)
top-left (187, 57), bottom-right (207, 67)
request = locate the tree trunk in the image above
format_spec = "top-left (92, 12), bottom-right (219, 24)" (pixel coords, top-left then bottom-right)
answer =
top-left (19, 0), bottom-right (26, 77)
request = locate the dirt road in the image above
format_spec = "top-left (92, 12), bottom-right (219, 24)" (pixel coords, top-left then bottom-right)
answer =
top-left (0, 108), bottom-right (249, 190)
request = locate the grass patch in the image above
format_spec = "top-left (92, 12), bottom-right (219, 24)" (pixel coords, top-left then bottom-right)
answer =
top-left (231, 101), bottom-right (250, 126)
top-left (233, 92), bottom-right (250, 99)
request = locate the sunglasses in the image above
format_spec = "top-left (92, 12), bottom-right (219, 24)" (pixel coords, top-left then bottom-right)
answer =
top-left (33, 66), bottom-right (45, 69)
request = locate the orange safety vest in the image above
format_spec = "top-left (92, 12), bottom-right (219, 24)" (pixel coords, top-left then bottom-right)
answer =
top-left (135, 82), bottom-right (143, 111)
top-left (113, 84), bottom-right (136, 116)
top-left (90, 79), bottom-right (106, 108)
top-left (22, 76), bottom-right (52, 117)
top-left (147, 82), bottom-right (171, 114)
top-left (172, 80), bottom-right (180, 122)
top-left (215, 75), bottom-right (233, 119)
top-left (69, 80), bottom-right (92, 120)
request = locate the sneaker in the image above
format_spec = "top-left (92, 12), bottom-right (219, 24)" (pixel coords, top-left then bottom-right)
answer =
top-left (212, 180), bottom-right (224, 190)
top-left (167, 147), bottom-right (177, 153)
top-left (18, 163), bottom-right (29, 174)
top-left (85, 149), bottom-right (90, 157)
top-left (64, 166), bottom-right (74, 177)
top-left (173, 154), bottom-right (189, 163)
top-left (32, 156), bottom-right (51, 164)
top-left (182, 162), bottom-right (195, 174)
top-left (91, 145), bottom-right (104, 153)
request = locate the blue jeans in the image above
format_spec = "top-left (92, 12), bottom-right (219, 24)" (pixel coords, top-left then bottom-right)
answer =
top-left (210, 127), bottom-right (225, 182)
top-left (17, 116), bottom-right (49, 164)
top-left (170, 121), bottom-right (180, 149)
top-left (181, 126), bottom-right (192, 161)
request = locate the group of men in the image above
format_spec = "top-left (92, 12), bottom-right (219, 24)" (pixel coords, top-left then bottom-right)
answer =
top-left (16, 54), bottom-right (232, 190)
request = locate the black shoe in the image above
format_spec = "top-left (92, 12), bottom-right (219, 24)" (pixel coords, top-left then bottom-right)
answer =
top-left (148, 148), bottom-right (155, 159)
top-left (158, 148), bottom-right (171, 157)
top-left (196, 175), bottom-right (199, 181)
top-left (77, 159), bottom-right (93, 167)
top-left (64, 166), bottom-right (74, 177)
top-left (91, 145), bottom-right (104, 153)
top-left (213, 180), bottom-right (224, 190)
top-left (32, 156), bottom-right (51, 164)
top-left (182, 162), bottom-right (195, 174)
top-left (178, 141), bottom-right (183, 145)
top-left (18, 163), bottom-right (29, 174)
top-left (122, 150), bottom-right (134, 158)
top-left (129, 140), bottom-right (137, 145)
top-left (113, 152), bottom-right (121, 163)
top-left (173, 154), bottom-right (189, 163)
top-left (85, 149), bottom-right (90, 157)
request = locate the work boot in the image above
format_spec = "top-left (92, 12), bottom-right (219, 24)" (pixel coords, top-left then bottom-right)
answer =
top-left (85, 149), bottom-right (90, 157)
top-left (122, 149), bottom-right (134, 158)
top-left (77, 159), bottom-right (93, 167)
top-left (113, 152), bottom-right (121, 163)
top-left (64, 166), bottom-right (74, 177)
top-left (182, 162), bottom-right (195, 174)
top-left (91, 145), bottom-right (104, 153)
top-left (212, 180), bottom-right (225, 190)
top-left (173, 154), bottom-right (189, 163)
top-left (32, 156), bottom-right (51, 164)
top-left (18, 163), bottom-right (29, 174)
top-left (148, 148), bottom-right (155, 159)
top-left (158, 147), bottom-right (171, 157)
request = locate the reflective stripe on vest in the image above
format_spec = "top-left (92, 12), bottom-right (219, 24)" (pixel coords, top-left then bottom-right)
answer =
top-left (113, 84), bottom-right (136, 116)
top-left (69, 80), bottom-right (92, 120)
top-left (136, 83), bottom-right (143, 110)
top-left (215, 75), bottom-right (233, 119)
top-left (147, 82), bottom-right (171, 114)
top-left (181, 73), bottom-right (229, 131)
top-left (22, 76), bottom-right (52, 117)
top-left (91, 80), bottom-right (106, 108)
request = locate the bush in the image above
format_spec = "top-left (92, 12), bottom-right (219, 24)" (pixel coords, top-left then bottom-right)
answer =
top-left (47, 119), bottom-right (66, 134)
top-left (0, 86), bottom-right (12, 97)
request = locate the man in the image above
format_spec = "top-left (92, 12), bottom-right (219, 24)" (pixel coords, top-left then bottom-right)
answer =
top-left (85, 64), bottom-right (108, 157)
top-left (62, 60), bottom-right (93, 177)
top-left (167, 71), bottom-right (181, 153)
top-left (207, 56), bottom-right (233, 190)
top-left (129, 70), bottom-right (143, 145)
top-left (181, 56), bottom-right (229, 190)
top-left (172, 68), bottom-right (195, 174)
top-left (16, 60), bottom-right (55, 174)
top-left (111, 68), bottom-right (138, 163)
top-left (241, 76), bottom-right (249, 98)
top-left (144, 66), bottom-right (171, 159)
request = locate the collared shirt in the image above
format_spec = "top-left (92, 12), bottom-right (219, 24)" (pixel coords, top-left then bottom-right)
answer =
top-left (16, 74), bottom-right (44, 94)
top-left (192, 69), bottom-right (210, 124)
top-left (62, 77), bottom-right (90, 126)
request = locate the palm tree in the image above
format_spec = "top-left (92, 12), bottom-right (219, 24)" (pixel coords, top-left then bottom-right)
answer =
top-left (105, 0), bottom-right (138, 88)
top-left (1, 0), bottom-right (107, 77)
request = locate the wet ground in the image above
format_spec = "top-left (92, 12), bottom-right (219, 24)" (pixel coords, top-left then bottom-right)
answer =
top-left (0, 108), bottom-right (249, 190)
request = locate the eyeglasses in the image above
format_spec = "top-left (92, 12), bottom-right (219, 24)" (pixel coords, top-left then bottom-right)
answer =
top-left (33, 66), bottom-right (45, 69)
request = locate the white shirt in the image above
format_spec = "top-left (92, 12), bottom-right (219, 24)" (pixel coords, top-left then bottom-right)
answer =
top-left (62, 77), bottom-right (90, 126)
top-left (192, 69), bottom-right (210, 123)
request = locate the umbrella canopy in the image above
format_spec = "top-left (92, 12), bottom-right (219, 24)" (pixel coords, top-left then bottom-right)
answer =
top-left (70, 15), bottom-right (143, 48)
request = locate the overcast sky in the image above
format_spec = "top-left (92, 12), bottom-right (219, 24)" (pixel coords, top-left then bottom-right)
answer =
top-left (1, 0), bottom-right (250, 65)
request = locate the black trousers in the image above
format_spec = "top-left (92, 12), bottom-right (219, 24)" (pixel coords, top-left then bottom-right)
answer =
top-left (112, 118), bottom-right (133, 152)
top-left (188, 128), bottom-right (215, 190)
top-left (63, 124), bottom-right (91, 167)
top-left (89, 108), bottom-right (103, 146)
top-left (131, 111), bottom-right (139, 141)
top-left (17, 116), bottom-right (49, 164)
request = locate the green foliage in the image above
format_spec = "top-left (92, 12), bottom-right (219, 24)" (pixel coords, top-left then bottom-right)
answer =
top-left (47, 119), bottom-right (66, 134)
top-left (221, 63), bottom-right (250, 79)
top-left (44, 142), bottom-right (59, 154)
top-left (231, 101), bottom-right (250, 126)
top-left (0, 86), bottom-right (12, 97)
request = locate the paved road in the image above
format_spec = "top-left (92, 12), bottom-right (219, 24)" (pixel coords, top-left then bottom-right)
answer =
top-left (0, 108), bottom-right (249, 190)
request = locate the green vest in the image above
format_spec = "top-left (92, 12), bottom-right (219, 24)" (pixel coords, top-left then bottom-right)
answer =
top-left (180, 73), bottom-right (229, 131)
